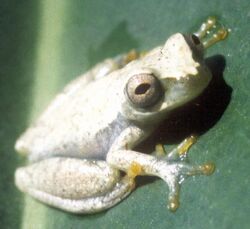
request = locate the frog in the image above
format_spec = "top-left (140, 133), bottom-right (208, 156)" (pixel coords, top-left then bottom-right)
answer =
top-left (15, 17), bottom-right (228, 214)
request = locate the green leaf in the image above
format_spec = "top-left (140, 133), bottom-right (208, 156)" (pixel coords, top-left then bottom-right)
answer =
top-left (1, 0), bottom-right (249, 228)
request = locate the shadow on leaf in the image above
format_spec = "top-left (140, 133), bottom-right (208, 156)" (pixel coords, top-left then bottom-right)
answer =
top-left (135, 54), bottom-right (232, 187)
top-left (87, 21), bottom-right (139, 67)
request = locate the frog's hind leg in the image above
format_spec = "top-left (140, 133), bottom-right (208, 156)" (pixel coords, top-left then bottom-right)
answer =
top-left (15, 157), bottom-right (135, 214)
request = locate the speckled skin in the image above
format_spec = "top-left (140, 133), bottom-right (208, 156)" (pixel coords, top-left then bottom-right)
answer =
top-left (15, 32), bottom-right (213, 213)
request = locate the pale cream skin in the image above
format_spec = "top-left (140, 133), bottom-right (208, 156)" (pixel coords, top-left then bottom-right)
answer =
top-left (15, 18), bottom-right (227, 214)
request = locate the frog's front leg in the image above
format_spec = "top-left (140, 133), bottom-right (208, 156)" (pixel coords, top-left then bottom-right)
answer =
top-left (15, 158), bottom-right (135, 213)
top-left (107, 127), bottom-right (215, 212)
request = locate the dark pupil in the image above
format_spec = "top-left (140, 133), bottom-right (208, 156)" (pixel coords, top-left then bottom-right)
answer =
top-left (135, 83), bottom-right (151, 95)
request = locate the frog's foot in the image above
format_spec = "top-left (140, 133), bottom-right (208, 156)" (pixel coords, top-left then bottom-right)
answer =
top-left (160, 161), bottom-right (215, 212)
top-left (166, 135), bottom-right (198, 161)
top-left (154, 135), bottom-right (197, 161)
top-left (124, 49), bottom-right (148, 63)
top-left (153, 143), bottom-right (167, 157)
top-left (123, 49), bottom-right (140, 64)
top-left (194, 16), bottom-right (229, 49)
top-left (114, 49), bottom-right (147, 67)
top-left (155, 135), bottom-right (215, 211)
top-left (91, 49), bottom-right (147, 80)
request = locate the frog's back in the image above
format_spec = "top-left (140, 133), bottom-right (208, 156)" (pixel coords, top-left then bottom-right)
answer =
top-left (15, 73), bottom-right (130, 162)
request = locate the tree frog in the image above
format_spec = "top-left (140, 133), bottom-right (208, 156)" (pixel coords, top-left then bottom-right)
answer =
top-left (15, 17), bottom-right (228, 213)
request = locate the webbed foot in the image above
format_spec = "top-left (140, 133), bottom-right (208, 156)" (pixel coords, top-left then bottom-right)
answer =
top-left (155, 135), bottom-right (215, 212)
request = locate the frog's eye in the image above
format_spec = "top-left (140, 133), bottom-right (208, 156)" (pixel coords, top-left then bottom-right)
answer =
top-left (125, 73), bottom-right (163, 108)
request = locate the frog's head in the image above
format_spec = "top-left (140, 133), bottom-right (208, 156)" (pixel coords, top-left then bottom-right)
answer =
top-left (122, 21), bottom-right (228, 124)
